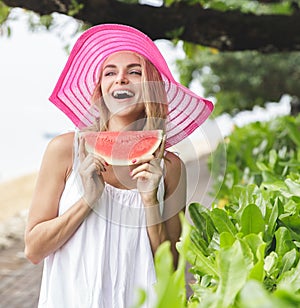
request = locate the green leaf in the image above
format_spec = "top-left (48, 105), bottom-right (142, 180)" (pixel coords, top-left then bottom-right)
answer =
top-left (273, 289), bottom-right (300, 306)
top-left (285, 120), bottom-right (300, 147)
top-left (264, 251), bottom-right (279, 276)
top-left (240, 204), bottom-right (265, 235)
top-left (277, 258), bottom-right (300, 293)
top-left (261, 172), bottom-right (282, 184)
top-left (219, 232), bottom-right (235, 249)
top-left (188, 203), bottom-right (216, 243)
top-left (153, 213), bottom-right (192, 308)
top-left (236, 185), bottom-right (264, 216)
top-left (238, 280), bottom-right (290, 308)
top-left (262, 181), bottom-right (290, 197)
top-left (266, 197), bottom-right (279, 240)
top-left (239, 234), bottom-right (266, 282)
top-left (131, 288), bottom-right (147, 308)
top-left (248, 260), bottom-right (265, 282)
top-left (280, 249), bottom-right (298, 275)
top-left (275, 227), bottom-right (296, 257)
top-left (200, 210), bottom-right (216, 243)
top-left (68, 0), bottom-right (84, 16)
top-left (188, 203), bottom-right (206, 234)
top-left (154, 241), bottom-right (186, 308)
top-left (257, 162), bottom-right (271, 172)
top-left (211, 208), bottom-right (237, 236)
top-left (285, 178), bottom-right (300, 196)
top-left (190, 229), bottom-right (209, 255)
top-left (269, 149), bottom-right (278, 170)
top-left (0, 2), bottom-right (10, 24)
top-left (188, 242), bottom-right (218, 277)
top-left (214, 241), bottom-right (248, 307)
top-left (243, 233), bottom-right (266, 263)
top-left (154, 241), bottom-right (173, 298)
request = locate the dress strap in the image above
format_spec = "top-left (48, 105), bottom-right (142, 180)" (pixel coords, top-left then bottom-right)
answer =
top-left (72, 129), bottom-right (81, 172)
top-left (157, 158), bottom-right (165, 215)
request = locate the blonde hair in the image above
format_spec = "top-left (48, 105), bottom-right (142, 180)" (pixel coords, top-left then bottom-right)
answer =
top-left (89, 53), bottom-right (168, 132)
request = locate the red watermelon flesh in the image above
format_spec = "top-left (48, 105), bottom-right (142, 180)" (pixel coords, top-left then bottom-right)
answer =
top-left (82, 130), bottom-right (163, 165)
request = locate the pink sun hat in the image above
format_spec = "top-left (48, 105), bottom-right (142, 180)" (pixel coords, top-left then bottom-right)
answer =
top-left (49, 23), bottom-right (214, 148)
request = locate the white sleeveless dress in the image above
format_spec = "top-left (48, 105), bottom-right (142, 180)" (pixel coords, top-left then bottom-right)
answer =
top-left (38, 131), bottom-right (165, 308)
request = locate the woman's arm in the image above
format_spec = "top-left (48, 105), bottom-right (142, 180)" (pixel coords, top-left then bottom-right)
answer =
top-left (131, 151), bottom-right (186, 268)
top-left (147, 152), bottom-right (186, 268)
top-left (24, 133), bottom-right (105, 264)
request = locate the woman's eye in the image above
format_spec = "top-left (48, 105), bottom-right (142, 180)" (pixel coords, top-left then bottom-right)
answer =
top-left (129, 70), bottom-right (142, 76)
top-left (104, 71), bottom-right (115, 76)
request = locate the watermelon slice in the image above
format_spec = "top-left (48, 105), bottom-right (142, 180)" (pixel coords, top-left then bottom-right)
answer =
top-left (82, 130), bottom-right (163, 165)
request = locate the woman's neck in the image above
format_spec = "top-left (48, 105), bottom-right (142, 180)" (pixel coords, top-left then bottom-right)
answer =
top-left (107, 115), bottom-right (146, 131)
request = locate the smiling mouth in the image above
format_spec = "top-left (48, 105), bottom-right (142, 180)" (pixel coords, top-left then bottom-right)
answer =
top-left (112, 90), bottom-right (134, 99)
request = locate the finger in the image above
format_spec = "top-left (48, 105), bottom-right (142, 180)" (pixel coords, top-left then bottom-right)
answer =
top-left (131, 162), bottom-right (151, 177)
top-left (94, 160), bottom-right (106, 173)
top-left (80, 153), bottom-right (107, 174)
top-left (80, 152), bottom-right (94, 169)
top-left (131, 170), bottom-right (151, 181)
top-left (131, 162), bottom-right (162, 178)
top-left (88, 156), bottom-right (107, 173)
top-left (80, 160), bottom-right (98, 177)
top-left (131, 155), bottom-right (155, 166)
top-left (92, 154), bottom-right (109, 167)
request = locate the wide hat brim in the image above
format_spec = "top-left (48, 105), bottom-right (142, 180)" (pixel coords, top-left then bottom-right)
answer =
top-left (49, 23), bottom-right (214, 148)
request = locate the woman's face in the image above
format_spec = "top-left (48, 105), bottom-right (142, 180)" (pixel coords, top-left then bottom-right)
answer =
top-left (100, 51), bottom-right (145, 119)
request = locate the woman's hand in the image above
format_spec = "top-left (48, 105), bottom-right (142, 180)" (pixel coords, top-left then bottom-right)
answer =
top-left (79, 136), bottom-right (106, 208)
top-left (130, 138), bottom-right (165, 206)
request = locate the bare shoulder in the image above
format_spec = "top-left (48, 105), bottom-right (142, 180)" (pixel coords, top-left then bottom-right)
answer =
top-left (42, 131), bottom-right (75, 177)
top-left (163, 151), bottom-right (187, 207)
top-left (47, 131), bottom-right (74, 154)
top-left (164, 151), bottom-right (185, 171)
top-left (164, 151), bottom-right (186, 184)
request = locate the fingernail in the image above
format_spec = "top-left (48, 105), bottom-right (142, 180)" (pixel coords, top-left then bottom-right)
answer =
top-left (105, 162), bottom-right (109, 166)
top-left (131, 159), bottom-right (137, 164)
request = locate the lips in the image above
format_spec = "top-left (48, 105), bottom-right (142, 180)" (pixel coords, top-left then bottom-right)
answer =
top-left (112, 90), bottom-right (134, 99)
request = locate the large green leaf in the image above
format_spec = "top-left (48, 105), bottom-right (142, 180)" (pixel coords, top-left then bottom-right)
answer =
top-left (275, 227), bottom-right (297, 257)
top-left (285, 120), bottom-right (300, 147)
top-left (209, 241), bottom-right (248, 307)
top-left (153, 212), bottom-right (191, 307)
top-left (280, 249), bottom-right (298, 275)
top-left (265, 197), bottom-right (280, 241)
top-left (240, 204), bottom-right (265, 235)
top-left (210, 208), bottom-right (237, 236)
top-left (277, 258), bottom-right (300, 293)
top-left (238, 280), bottom-right (294, 308)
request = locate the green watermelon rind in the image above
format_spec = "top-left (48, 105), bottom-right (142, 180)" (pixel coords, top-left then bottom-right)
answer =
top-left (82, 130), bottom-right (163, 166)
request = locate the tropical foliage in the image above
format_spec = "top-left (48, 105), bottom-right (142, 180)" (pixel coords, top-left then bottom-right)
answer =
top-left (164, 0), bottom-right (300, 15)
top-left (176, 45), bottom-right (300, 116)
top-left (147, 114), bottom-right (300, 307)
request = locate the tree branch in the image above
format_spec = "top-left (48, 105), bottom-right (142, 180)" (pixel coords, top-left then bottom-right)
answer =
top-left (3, 0), bottom-right (300, 52)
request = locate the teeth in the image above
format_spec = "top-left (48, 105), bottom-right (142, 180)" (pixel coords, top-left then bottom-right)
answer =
top-left (112, 90), bottom-right (134, 99)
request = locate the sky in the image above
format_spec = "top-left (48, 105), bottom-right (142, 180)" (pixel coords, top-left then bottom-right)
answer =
top-left (0, 10), bottom-right (76, 181)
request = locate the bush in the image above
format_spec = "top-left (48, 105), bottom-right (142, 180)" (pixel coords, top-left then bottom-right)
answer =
top-left (145, 115), bottom-right (300, 308)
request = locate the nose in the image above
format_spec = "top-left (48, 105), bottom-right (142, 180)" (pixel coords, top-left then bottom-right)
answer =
top-left (116, 71), bottom-right (129, 85)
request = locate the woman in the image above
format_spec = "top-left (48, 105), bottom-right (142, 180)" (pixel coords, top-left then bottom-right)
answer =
top-left (24, 24), bottom-right (213, 307)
